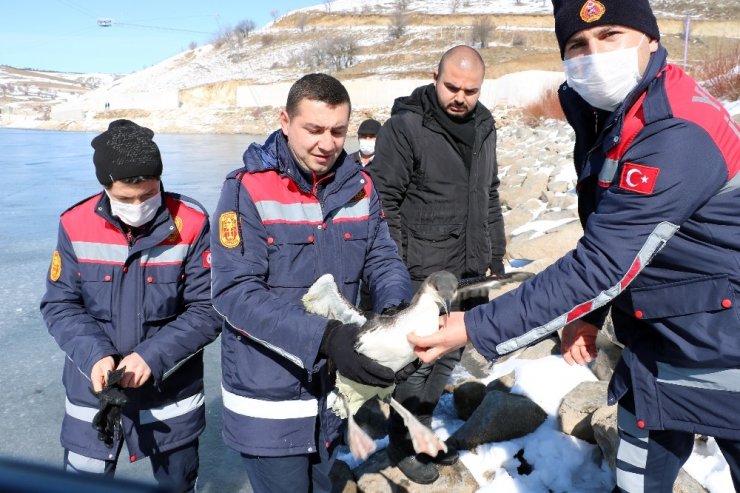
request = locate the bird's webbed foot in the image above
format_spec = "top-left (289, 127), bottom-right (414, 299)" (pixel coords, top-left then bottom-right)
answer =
top-left (388, 397), bottom-right (448, 458)
top-left (342, 394), bottom-right (376, 460)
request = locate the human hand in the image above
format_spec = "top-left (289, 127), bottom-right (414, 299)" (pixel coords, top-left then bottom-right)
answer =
top-left (560, 319), bottom-right (598, 365)
top-left (91, 356), bottom-right (116, 393)
top-left (320, 321), bottom-right (395, 387)
top-left (408, 311), bottom-right (469, 364)
top-left (117, 352), bottom-right (152, 388)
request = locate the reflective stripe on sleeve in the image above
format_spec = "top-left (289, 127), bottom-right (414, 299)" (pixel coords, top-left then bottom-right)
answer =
top-left (495, 221), bottom-right (678, 355)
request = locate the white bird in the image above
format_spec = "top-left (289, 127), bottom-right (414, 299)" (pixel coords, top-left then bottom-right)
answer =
top-left (302, 271), bottom-right (458, 461)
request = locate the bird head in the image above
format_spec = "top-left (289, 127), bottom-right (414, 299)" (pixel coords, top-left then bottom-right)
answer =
top-left (417, 270), bottom-right (458, 315)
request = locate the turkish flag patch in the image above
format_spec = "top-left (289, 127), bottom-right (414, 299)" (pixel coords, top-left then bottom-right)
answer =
top-left (618, 163), bottom-right (660, 195)
top-left (202, 250), bottom-right (212, 268)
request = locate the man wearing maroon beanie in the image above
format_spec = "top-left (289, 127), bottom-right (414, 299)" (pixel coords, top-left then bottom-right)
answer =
top-left (408, 1), bottom-right (740, 492)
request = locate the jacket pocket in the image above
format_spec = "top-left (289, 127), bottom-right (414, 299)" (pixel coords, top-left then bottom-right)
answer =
top-left (630, 275), bottom-right (740, 366)
top-left (339, 223), bottom-right (369, 284)
top-left (143, 267), bottom-right (181, 322)
top-left (630, 275), bottom-right (735, 319)
top-left (266, 226), bottom-right (317, 288)
top-left (405, 223), bottom-right (464, 277)
top-left (79, 264), bottom-right (114, 321)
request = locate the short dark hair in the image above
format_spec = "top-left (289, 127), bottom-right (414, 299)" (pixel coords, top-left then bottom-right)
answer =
top-left (105, 175), bottom-right (160, 189)
top-left (285, 73), bottom-right (351, 117)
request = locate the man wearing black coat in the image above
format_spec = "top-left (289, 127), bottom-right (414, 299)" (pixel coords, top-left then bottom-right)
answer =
top-left (369, 45), bottom-right (506, 484)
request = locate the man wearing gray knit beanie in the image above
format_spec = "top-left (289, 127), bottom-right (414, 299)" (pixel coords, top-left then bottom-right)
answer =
top-left (407, 2), bottom-right (740, 492)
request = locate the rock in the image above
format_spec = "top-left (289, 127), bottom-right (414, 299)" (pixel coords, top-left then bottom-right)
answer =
top-left (449, 390), bottom-right (547, 450)
top-left (457, 344), bottom-right (493, 379)
top-left (517, 334), bottom-right (559, 360)
top-left (590, 329), bottom-right (623, 381)
top-left (353, 449), bottom-right (478, 493)
top-left (504, 206), bottom-right (537, 234)
top-left (558, 381), bottom-right (609, 443)
top-left (486, 371), bottom-right (516, 393)
top-left (331, 459), bottom-right (358, 493)
top-left (591, 405), bottom-right (618, 471)
top-left (548, 180), bottom-right (571, 193)
top-left (547, 194), bottom-right (577, 210)
top-left (453, 380), bottom-right (487, 421)
top-left (507, 220), bottom-right (582, 263)
top-left (674, 468), bottom-right (709, 492)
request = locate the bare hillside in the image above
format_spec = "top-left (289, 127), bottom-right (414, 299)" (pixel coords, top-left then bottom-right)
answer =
top-left (1, 0), bottom-right (737, 133)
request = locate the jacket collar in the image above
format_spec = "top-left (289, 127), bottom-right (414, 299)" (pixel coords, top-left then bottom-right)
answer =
top-left (241, 129), bottom-right (356, 198)
top-left (391, 83), bottom-right (494, 150)
top-left (95, 184), bottom-right (174, 247)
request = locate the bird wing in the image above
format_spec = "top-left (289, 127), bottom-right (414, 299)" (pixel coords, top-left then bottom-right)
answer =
top-left (301, 274), bottom-right (367, 325)
top-left (455, 271), bottom-right (535, 300)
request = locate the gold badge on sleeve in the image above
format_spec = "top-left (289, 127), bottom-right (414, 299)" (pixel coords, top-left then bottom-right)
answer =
top-left (219, 211), bottom-right (241, 248)
top-left (50, 250), bottom-right (62, 282)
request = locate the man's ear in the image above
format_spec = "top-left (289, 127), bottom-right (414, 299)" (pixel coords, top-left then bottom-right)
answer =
top-left (648, 38), bottom-right (659, 53)
top-left (279, 110), bottom-right (290, 135)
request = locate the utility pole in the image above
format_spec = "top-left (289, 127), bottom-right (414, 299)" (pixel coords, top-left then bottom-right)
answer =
top-left (682, 14), bottom-right (691, 70)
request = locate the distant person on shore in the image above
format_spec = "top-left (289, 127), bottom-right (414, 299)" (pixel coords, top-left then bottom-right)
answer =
top-left (408, 1), bottom-right (740, 491)
top-left (369, 45), bottom-right (506, 484)
top-left (40, 119), bottom-right (221, 493)
top-left (210, 73), bottom-right (412, 493)
top-left (350, 118), bottom-right (381, 167)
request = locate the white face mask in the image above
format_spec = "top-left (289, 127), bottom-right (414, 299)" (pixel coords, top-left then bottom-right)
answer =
top-left (358, 138), bottom-right (376, 156)
top-left (107, 191), bottom-right (161, 227)
top-left (563, 37), bottom-right (645, 112)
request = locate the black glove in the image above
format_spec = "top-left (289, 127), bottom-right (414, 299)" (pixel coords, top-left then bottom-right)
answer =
top-left (320, 320), bottom-right (395, 387)
top-left (381, 301), bottom-right (410, 317)
top-left (91, 367), bottom-right (128, 448)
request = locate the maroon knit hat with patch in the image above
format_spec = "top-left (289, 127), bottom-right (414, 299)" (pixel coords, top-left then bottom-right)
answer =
top-left (553, 0), bottom-right (660, 59)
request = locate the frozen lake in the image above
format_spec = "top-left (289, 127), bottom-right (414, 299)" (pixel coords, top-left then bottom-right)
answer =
top-left (0, 127), bottom-right (279, 491)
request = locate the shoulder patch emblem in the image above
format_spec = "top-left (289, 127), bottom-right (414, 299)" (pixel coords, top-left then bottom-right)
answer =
top-left (167, 215), bottom-right (183, 242)
top-left (580, 0), bottom-right (606, 23)
top-left (203, 250), bottom-right (212, 268)
top-left (350, 188), bottom-right (367, 203)
top-left (50, 250), bottom-right (62, 282)
top-left (219, 211), bottom-right (241, 248)
top-left (619, 163), bottom-right (660, 195)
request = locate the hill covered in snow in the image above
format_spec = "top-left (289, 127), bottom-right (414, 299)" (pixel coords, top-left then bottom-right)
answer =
top-left (0, 0), bottom-right (737, 133)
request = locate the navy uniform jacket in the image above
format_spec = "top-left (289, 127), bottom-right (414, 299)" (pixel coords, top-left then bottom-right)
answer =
top-left (40, 191), bottom-right (221, 461)
top-left (465, 46), bottom-right (740, 439)
top-left (210, 130), bottom-right (411, 457)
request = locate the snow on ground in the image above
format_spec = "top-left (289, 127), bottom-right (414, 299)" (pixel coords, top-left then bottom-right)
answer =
top-left (339, 351), bottom-right (736, 492)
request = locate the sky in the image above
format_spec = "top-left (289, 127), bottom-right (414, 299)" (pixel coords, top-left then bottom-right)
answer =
top-left (1, 0), bottom-right (321, 74)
